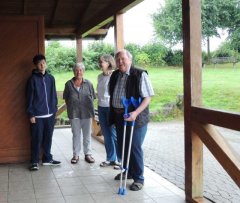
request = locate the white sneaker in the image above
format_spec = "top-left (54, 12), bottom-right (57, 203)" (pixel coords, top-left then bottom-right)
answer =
top-left (42, 160), bottom-right (61, 166)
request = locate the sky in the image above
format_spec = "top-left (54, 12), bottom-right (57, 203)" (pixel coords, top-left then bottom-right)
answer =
top-left (58, 0), bottom-right (226, 51)
top-left (58, 0), bottom-right (163, 48)
top-left (103, 0), bottom-right (162, 45)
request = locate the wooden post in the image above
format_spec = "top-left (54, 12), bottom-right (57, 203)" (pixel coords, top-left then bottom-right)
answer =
top-left (114, 13), bottom-right (124, 51)
top-left (76, 37), bottom-right (83, 62)
top-left (182, 0), bottom-right (203, 202)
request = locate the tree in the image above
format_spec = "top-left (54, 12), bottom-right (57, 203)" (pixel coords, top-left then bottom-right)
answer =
top-left (152, 0), bottom-right (240, 55)
top-left (142, 42), bottom-right (168, 66)
top-left (224, 3), bottom-right (240, 51)
top-left (46, 41), bottom-right (76, 72)
top-left (84, 41), bottom-right (114, 70)
top-left (152, 0), bottom-right (182, 46)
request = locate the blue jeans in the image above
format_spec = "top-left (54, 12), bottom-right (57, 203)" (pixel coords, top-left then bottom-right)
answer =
top-left (114, 112), bottom-right (147, 184)
top-left (30, 115), bottom-right (55, 164)
top-left (98, 106), bottom-right (119, 162)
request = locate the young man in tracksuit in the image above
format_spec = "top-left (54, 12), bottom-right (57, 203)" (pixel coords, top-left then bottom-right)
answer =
top-left (27, 54), bottom-right (61, 171)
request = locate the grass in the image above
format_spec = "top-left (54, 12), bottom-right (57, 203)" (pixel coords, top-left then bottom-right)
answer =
top-left (54, 69), bottom-right (101, 90)
top-left (202, 64), bottom-right (240, 112)
top-left (53, 63), bottom-right (240, 121)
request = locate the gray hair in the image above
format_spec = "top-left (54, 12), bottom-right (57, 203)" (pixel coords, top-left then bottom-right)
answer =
top-left (99, 54), bottom-right (116, 70)
top-left (115, 49), bottom-right (133, 60)
top-left (73, 62), bottom-right (85, 71)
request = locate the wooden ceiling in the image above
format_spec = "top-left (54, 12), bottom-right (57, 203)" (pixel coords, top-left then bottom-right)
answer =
top-left (0, 0), bottom-right (143, 40)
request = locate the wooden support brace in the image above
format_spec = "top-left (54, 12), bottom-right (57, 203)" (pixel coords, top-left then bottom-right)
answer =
top-left (192, 122), bottom-right (240, 187)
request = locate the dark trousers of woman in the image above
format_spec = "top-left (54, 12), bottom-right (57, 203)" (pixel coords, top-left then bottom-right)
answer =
top-left (30, 115), bottom-right (55, 164)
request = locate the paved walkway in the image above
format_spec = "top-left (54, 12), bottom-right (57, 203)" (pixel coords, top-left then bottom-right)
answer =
top-left (0, 128), bottom-right (185, 203)
top-left (143, 121), bottom-right (240, 203)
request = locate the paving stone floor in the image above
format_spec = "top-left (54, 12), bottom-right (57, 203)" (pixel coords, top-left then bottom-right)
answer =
top-left (143, 121), bottom-right (240, 203)
top-left (0, 127), bottom-right (185, 203)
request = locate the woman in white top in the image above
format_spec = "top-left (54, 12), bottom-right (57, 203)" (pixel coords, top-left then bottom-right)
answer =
top-left (97, 54), bottom-right (119, 168)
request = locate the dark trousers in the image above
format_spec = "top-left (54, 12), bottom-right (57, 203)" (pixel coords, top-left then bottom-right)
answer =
top-left (30, 115), bottom-right (55, 164)
top-left (114, 112), bottom-right (147, 184)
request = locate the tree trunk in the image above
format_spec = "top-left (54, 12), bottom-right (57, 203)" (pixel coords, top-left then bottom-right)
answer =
top-left (207, 37), bottom-right (210, 62)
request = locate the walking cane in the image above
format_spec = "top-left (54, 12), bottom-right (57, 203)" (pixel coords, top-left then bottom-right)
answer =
top-left (120, 97), bottom-right (142, 195)
top-left (118, 97), bottom-right (131, 195)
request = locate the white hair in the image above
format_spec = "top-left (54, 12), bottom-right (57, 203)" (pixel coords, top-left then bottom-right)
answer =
top-left (115, 49), bottom-right (133, 60)
top-left (73, 62), bottom-right (85, 71)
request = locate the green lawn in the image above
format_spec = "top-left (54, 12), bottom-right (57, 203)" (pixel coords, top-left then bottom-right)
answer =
top-left (202, 65), bottom-right (240, 112)
top-left (54, 69), bottom-right (101, 91)
top-left (53, 64), bottom-right (240, 121)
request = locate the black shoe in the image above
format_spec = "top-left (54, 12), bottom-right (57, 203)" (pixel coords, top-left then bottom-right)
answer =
top-left (114, 172), bottom-right (132, 180)
top-left (129, 182), bottom-right (144, 191)
top-left (29, 163), bottom-right (39, 171)
top-left (42, 160), bottom-right (61, 166)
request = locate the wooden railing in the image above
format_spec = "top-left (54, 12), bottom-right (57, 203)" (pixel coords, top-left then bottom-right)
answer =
top-left (191, 107), bottom-right (240, 188)
top-left (56, 103), bottom-right (66, 117)
top-left (56, 101), bottom-right (103, 141)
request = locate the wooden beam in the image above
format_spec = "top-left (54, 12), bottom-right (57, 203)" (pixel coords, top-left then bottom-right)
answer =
top-left (192, 122), bottom-right (240, 187)
top-left (49, 0), bottom-right (60, 27)
top-left (191, 132), bottom-right (203, 197)
top-left (22, 0), bottom-right (27, 15)
top-left (80, 0), bottom-right (143, 37)
top-left (182, 2), bottom-right (192, 197)
top-left (76, 0), bottom-right (95, 34)
top-left (114, 13), bottom-right (124, 51)
top-left (39, 16), bottom-right (45, 54)
top-left (182, 0), bottom-right (203, 201)
top-left (45, 27), bottom-right (76, 36)
top-left (76, 37), bottom-right (83, 62)
top-left (188, 197), bottom-right (213, 203)
top-left (92, 119), bottom-right (102, 140)
top-left (76, 0), bottom-right (93, 37)
top-left (90, 28), bottom-right (108, 35)
top-left (45, 27), bottom-right (108, 37)
top-left (56, 103), bottom-right (66, 117)
top-left (81, 17), bottom-right (113, 38)
top-left (191, 107), bottom-right (240, 131)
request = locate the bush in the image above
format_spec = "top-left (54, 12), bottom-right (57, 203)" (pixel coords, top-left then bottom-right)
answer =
top-left (45, 40), bottom-right (186, 73)
top-left (125, 43), bottom-right (142, 65)
top-left (213, 41), bottom-right (236, 57)
top-left (135, 52), bottom-right (150, 66)
top-left (83, 50), bottom-right (99, 70)
top-left (142, 43), bottom-right (167, 66)
top-left (163, 49), bottom-right (183, 66)
top-left (84, 41), bottom-right (114, 70)
top-left (46, 41), bottom-right (76, 72)
top-left (46, 41), bottom-right (116, 72)
top-left (87, 41), bottom-right (114, 55)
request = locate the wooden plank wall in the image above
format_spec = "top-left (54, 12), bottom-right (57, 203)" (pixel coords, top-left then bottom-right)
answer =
top-left (0, 16), bottom-right (44, 163)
